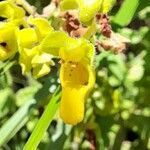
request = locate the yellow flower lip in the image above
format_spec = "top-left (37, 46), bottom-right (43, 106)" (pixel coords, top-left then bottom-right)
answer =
top-left (59, 59), bottom-right (95, 125)
top-left (48, 33), bottom-right (96, 125)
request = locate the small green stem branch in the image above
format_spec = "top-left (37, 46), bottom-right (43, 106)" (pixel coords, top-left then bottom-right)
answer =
top-left (23, 87), bottom-right (61, 150)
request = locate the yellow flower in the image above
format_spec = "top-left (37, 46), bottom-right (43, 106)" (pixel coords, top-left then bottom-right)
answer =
top-left (19, 45), bottom-right (54, 78)
top-left (40, 31), bottom-right (95, 124)
top-left (0, 23), bottom-right (18, 61)
top-left (60, 62), bottom-right (95, 125)
top-left (0, 0), bottom-right (25, 21)
top-left (17, 21), bottom-right (54, 78)
top-left (59, 34), bottom-right (95, 124)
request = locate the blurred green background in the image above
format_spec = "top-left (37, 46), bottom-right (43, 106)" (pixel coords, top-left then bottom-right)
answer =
top-left (0, 0), bottom-right (150, 149)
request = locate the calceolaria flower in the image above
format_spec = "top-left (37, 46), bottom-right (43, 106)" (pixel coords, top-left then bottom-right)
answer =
top-left (17, 17), bottom-right (54, 78)
top-left (0, 0), bottom-right (25, 61)
top-left (41, 32), bottom-right (95, 124)
top-left (0, 0), bottom-right (96, 125)
top-left (0, 0), bottom-right (25, 21)
top-left (0, 23), bottom-right (18, 61)
top-left (59, 41), bottom-right (95, 124)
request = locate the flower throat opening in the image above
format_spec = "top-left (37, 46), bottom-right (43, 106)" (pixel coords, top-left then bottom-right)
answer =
top-left (62, 61), bottom-right (89, 87)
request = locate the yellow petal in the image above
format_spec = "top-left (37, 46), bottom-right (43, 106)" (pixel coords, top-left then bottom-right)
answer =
top-left (19, 47), bottom-right (38, 74)
top-left (32, 63), bottom-right (50, 78)
top-left (31, 53), bottom-right (54, 66)
top-left (79, 0), bottom-right (102, 24)
top-left (0, 23), bottom-right (17, 60)
top-left (60, 86), bottom-right (86, 125)
top-left (0, 1), bottom-right (25, 20)
top-left (11, 18), bottom-right (29, 29)
top-left (28, 17), bottom-right (53, 40)
top-left (59, 62), bottom-right (95, 124)
top-left (59, 38), bottom-right (95, 64)
top-left (100, 0), bottom-right (115, 13)
top-left (17, 28), bottom-right (38, 48)
top-left (31, 53), bottom-right (54, 77)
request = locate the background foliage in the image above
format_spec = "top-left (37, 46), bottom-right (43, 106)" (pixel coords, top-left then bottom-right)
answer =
top-left (0, 0), bottom-right (150, 149)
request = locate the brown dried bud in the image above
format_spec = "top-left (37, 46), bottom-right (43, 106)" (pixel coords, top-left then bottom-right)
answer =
top-left (98, 32), bottom-right (130, 53)
top-left (61, 11), bottom-right (88, 38)
top-left (96, 13), bottom-right (112, 38)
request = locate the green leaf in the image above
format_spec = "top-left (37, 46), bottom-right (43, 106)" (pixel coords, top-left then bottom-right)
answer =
top-left (16, 85), bottom-right (41, 106)
top-left (113, 0), bottom-right (140, 26)
top-left (0, 60), bottom-right (16, 75)
top-left (96, 115), bottom-right (114, 147)
top-left (43, 121), bottom-right (72, 150)
top-left (0, 88), bottom-right (15, 118)
top-left (0, 99), bottom-right (36, 146)
top-left (23, 87), bottom-right (61, 150)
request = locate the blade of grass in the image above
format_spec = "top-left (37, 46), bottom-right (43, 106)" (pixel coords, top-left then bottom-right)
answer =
top-left (23, 86), bottom-right (61, 150)
top-left (0, 99), bottom-right (36, 146)
top-left (113, 0), bottom-right (140, 26)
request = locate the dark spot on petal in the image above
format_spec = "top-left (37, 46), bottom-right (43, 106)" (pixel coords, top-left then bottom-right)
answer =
top-left (19, 25), bottom-right (24, 30)
top-left (0, 16), bottom-right (7, 21)
top-left (30, 24), bottom-right (35, 28)
top-left (16, 4), bottom-right (22, 7)
top-left (0, 42), bottom-right (7, 47)
top-left (84, 82), bottom-right (88, 85)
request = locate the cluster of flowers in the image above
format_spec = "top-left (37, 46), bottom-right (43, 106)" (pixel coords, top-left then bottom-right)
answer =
top-left (0, 0), bottom-right (56, 78)
top-left (1, 0), bottom-right (116, 125)
top-left (0, 0), bottom-right (97, 125)
top-left (60, 0), bottom-right (115, 25)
